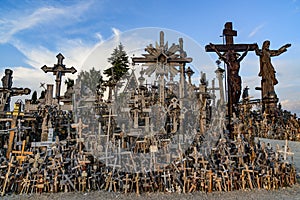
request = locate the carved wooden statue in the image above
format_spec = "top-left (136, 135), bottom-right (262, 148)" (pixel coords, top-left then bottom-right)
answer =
top-left (255, 41), bottom-right (291, 99)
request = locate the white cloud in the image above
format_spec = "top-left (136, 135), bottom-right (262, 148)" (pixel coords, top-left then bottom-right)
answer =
top-left (280, 99), bottom-right (300, 115)
top-left (248, 24), bottom-right (265, 38)
top-left (95, 32), bottom-right (104, 43)
top-left (112, 28), bottom-right (121, 37)
top-left (0, 2), bottom-right (93, 44)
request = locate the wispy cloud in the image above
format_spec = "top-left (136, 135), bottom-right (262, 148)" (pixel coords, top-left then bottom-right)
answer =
top-left (0, 1), bottom-right (93, 44)
top-left (280, 99), bottom-right (300, 115)
top-left (248, 24), bottom-right (265, 38)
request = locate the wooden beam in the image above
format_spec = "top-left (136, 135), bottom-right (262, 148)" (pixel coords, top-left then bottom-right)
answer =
top-left (205, 44), bottom-right (257, 52)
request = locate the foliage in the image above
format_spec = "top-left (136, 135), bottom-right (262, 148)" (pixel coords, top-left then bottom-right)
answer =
top-left (79, 67), bottom-right (104, 94)
top-left (39, 90), bottom-right (45, 99)
top-left (31, 91), bottom-right (38, 104)
top-left (103, 43), bottom-right (130, 84)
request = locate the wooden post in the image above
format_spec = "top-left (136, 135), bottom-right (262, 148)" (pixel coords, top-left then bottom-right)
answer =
top-left (6, 119), bottom-right (16, 159)
top-left (207, 170), bottom-right (214, 193)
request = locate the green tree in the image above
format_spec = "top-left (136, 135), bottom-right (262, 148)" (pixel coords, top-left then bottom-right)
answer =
top-left (79, 67), bottom-right (104, 95)
top-left (39, 90), bottom-right (45, 99)
top-left (31, 91), bottom-right (38, 104)
top-left (103, 43), bottom-right (130, 100)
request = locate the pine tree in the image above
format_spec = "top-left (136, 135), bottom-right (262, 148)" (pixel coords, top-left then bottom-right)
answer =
top-left (103, 43), bottom-right (130, 100)
top-left (39, 90), bottom-right (45, 99)
top-left (31, 91), bottom-right (38, 104)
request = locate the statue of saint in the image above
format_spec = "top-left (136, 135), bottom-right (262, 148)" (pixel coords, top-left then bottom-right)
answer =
top-left (255, 41), bottom-right (291, 98)
top-left (1, 69), bottom-right (13, 88)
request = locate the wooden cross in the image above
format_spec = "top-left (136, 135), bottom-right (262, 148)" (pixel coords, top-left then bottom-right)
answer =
top-left (78, 155), bottom-right (91, 170)
top-left (102, 108), bottom-right (117, 166)
top-left (132, 31), bottom-right (192, 106)
top-left (242, 164), bottom-right (254, 190)
top-left (41, 53), bottom-right (77, 102)
top-left (1, 156), bottom-right (15, 196)
top-left (199, 156), bottom-right (209, 170)
top-left (131, 107), bottom-right (141, 129)
top-left (71, 118), bottom-right (88, 152)
top-left (12, 140), bottom-right (33, 164)
top-left (134, 172), bottom-right (140, 195)
top-left (123, 174), bottom-right (131, 194)
top-left (29, 152), bottom-right (44, 173)
top-left (189, 146), bottom-right (200, 167)
top-left (206, 170), bottom-right (214, 193)
top-left (205, 22), bottom-right (257, 123)
top-left (277, 139), bottom-right (294, 162)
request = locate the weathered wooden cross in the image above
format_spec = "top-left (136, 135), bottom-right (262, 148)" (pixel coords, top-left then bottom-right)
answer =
top-left (205, 22), bottom-right (257, 121)
top-left (71, 118), bottom-right (88, 152)
top-left (1, 156), bottom-right (15, 196)
top-left (12, 140), bottom-right (33, 164)
top-left (41, 53), bottom-right (77, 103)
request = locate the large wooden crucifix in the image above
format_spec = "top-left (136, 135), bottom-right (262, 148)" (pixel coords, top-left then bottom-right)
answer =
top-left (205, 22), bottom-right (257, 120)
top-left (41, 53), bottom-right (77, 103)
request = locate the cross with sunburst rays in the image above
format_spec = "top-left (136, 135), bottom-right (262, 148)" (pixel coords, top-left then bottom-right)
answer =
top-left (132, 31), bottom-right (192, 105)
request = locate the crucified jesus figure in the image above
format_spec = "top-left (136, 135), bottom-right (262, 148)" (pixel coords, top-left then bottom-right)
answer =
top-left (209, 43), bottom-right (250, 106)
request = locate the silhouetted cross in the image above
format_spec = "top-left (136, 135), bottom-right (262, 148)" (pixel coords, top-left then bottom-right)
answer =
top-left (41, 53), bottom-right (77, 102)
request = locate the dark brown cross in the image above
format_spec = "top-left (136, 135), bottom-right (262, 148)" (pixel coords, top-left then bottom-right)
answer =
top-left (205, 22), bottom-right (257, 128)
top-left (206, 22), bottom-right (257, 52)
top-left (41, 53), bottom-right (77, 102)
top-left (0, 69), bottom-right (31, 112)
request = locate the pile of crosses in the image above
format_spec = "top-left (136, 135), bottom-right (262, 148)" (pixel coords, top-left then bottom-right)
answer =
top-left (0, 22), bottom-right (298, 196)
top-left (0, 133), bottom-right (296, 195)
top-left (237, 98), bottom-right (300, 141)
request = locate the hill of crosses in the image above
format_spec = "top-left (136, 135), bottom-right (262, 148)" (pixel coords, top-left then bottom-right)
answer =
top-left (0, 22), bottom-right (298, 196)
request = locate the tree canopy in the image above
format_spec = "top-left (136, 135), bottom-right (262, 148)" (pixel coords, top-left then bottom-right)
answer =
top-left (79, 67), bottom-right (104, 94)
top-left (103, 43), bottom-right (130, 84)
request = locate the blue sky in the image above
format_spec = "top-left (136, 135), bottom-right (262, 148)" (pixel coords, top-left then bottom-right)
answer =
top-left (0, 0), bottom-right (299, 114)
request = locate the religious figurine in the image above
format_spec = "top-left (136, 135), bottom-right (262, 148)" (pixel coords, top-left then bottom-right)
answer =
top-left (255, 41), bottom-right (291, 98)
top-left (209, 43), bottom-right (250, 106)
top-left (242, 86), bottom-right (249, 99)
top-left (1, 69), bottom-right (13, 88)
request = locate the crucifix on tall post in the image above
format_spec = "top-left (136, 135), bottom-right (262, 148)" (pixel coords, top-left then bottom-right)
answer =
top-left (205, 22), bottom-right (257, 136)
top-left (41, 53), bottom-right (77, 104)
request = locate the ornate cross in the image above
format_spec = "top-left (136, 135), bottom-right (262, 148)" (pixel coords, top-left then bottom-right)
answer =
top-left (132, 31), bottom-right (192, 106)
top-left (41, 53), bottom-right (77, 102)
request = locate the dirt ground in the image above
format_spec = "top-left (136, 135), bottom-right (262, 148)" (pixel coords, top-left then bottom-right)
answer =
top-left (4, 184), bottom-right (300, 200)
